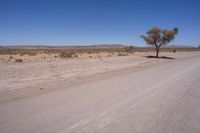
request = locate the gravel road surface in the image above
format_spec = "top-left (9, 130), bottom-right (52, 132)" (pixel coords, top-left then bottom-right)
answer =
top-left (0, 54), bottom-right (200, 133)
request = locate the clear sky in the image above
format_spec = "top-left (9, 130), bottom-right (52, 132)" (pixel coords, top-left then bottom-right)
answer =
top-left (0, 0), bottom-right (200, 46)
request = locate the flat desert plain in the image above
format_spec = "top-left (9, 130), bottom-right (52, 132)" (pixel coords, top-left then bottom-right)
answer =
top-left (0, 51), bottom-right (200, 133)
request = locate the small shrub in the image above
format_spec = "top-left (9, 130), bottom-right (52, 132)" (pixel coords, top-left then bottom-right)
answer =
top-left (60, 51), bottom-right (75, 58)
top-left (74, 54), bottom-right (78, 57)
top-left (15, 59), bottom-right (23, 62)
top-left (173, 49), bottom-right (176, 53)
top-left (118, 52), bottom-right (128, 56)
top-left (20, 52), bottom-right (25, 56)
top-left (88, 52), bottom-right (92, 54)
top-left (28, 52), bottom-right (37, 56)
top-left (125, 46), bottom-right (134, 52)
top-left (10, 56), bottom-right (13, 59)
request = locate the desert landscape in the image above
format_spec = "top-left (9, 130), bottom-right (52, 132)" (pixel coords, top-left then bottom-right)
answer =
top-left (0, 46), bottom-right (199, 103)
top-left (1, 0), bottom-right (200, 132)
top-left (0, 46), bottom-right (200, 133)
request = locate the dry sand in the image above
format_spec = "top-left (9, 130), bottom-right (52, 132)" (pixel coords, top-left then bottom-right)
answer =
top-left (0, 51), bottom-right (200, 103)
top-left (0, 51), bottom-right (200, 133)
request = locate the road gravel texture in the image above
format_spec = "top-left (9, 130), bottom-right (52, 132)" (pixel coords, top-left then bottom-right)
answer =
top-left (0, 52), bottom-right (200, 133)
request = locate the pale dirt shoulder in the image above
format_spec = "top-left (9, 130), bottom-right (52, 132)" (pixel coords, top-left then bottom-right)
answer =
top-left (0, 51), bottom-right (200, 103)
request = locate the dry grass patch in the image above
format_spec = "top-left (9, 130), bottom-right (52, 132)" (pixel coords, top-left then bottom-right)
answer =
top-left (15, 59), bottom-right (23, 62)
top-left (60, 51), bottom-right (75, 58)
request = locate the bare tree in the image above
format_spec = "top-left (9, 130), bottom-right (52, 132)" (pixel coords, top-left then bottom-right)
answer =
top-left (141, 27), bottom-right (179, 57)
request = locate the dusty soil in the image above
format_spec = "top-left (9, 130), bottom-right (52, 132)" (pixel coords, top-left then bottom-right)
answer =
top-left (0, 52), bottom-right (130, 63)
top-left (0, 51), bottom-right (200, 133)
top-left (0, 51), bottom-right (200, 103)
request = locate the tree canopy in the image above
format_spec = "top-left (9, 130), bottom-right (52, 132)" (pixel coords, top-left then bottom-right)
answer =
top-left (141, 27), bottom-right (179, 57)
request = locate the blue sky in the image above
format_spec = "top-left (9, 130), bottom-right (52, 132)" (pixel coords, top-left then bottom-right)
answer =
top-left (0, 0), bottom-right (200, 46)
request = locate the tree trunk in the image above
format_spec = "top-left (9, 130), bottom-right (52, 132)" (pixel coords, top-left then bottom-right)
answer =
top-left (156, 47), bottom-right (159, 58)
top-left (154, 43), bottom-right (160, 58)
top-left (156, 49), bottom-right (159, 57)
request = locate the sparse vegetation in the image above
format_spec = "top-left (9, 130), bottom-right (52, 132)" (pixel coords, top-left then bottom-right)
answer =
top-left (20, 52), bottom-right (26, 56)
top-left (125, 46), bottom-right (134, 53)
top-left (0, 45), bottom-right (199, 63)
top-left (15, 59), bottom-right (23, 62)
top-left (0, 45), bottom-right (199, 57)
top-left (60, 51), bottom-right (75, 58)
top-left (118, 52), bottom-right (128, 56)
top-left (27, 52), bottom-right (37, 56)
top-left (141, 27), bottom-right (179, 57)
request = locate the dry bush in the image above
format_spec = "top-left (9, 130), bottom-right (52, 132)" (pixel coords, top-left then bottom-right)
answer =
top-left (125, 46), bottom-right (134, 53)
top-left (20, 52), bottom-right (26, 56)
top-left (60, 51), bottom-right (75, 58)
top-left (173, 49), bottom-right (176, 53)
top-left (118, 52), bottom-right (128, 56)
top-left (15, 59), bottom-right (23, 62)
top-left (27, 52), bottom-right (37, 56)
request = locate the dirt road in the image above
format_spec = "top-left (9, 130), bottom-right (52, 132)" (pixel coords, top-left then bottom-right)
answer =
top-left (0, 53), bottom-right (200, 133)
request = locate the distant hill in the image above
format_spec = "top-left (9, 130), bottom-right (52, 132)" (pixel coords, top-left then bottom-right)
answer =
top-left (0, 44), bottom-right (198, 49)
top-left (162, 45), bottom-right (196, 48)
top-left (0, 44), bottom-right (125, 49)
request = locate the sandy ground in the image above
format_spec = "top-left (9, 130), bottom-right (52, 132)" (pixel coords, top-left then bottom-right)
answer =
top-left (0, 52), bottom-right (130, 63)
top-left (0, 51), bottom-right (200, 133)
top-left (0, 51), bottom-right (200, 103)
